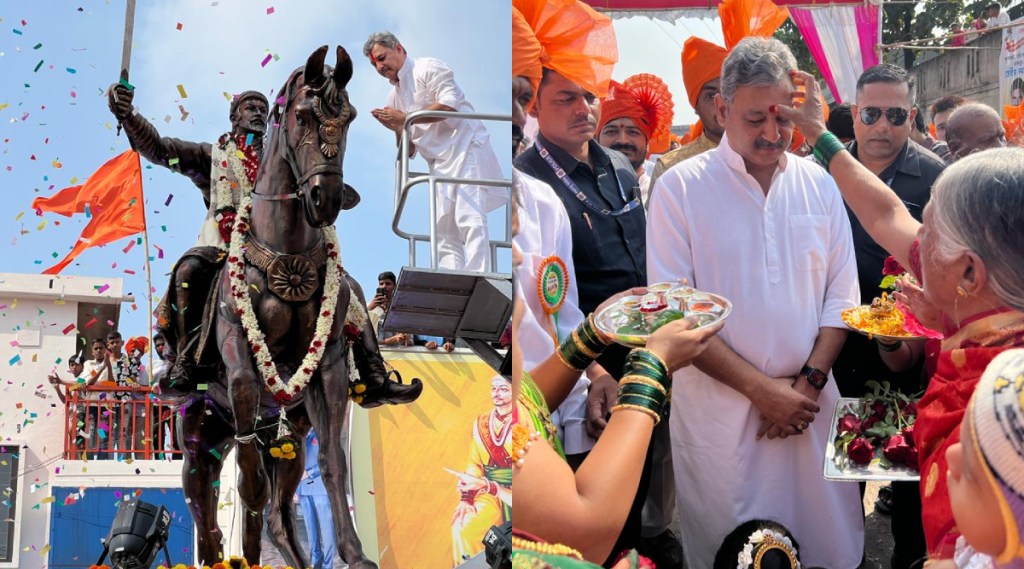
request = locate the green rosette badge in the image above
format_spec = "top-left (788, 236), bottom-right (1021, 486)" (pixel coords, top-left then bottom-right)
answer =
top-left (537, 256), bottom-right (569, 344)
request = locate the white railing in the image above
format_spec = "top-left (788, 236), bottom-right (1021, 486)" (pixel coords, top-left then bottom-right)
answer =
top-left (391, 109), bottom-right (513, 270)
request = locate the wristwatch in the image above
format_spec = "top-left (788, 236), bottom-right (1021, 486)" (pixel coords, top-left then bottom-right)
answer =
top-left (800, 365), bottom-right (829, 390)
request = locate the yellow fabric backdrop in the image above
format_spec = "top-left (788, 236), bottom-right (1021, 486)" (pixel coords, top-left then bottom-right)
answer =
top-left (366, 351), bottom-right (498, 569)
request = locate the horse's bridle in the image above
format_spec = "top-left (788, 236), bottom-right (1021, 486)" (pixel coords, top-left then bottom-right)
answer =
top-left (251, 87), bottom-right (350, 204)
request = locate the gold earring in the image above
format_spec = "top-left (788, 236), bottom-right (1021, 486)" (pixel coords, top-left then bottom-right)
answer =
top-left (957, 286), bottom-right (968, 297)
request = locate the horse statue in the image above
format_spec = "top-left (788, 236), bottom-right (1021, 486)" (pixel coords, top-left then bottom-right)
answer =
top-left (177, 45), bottom-right (376, 569)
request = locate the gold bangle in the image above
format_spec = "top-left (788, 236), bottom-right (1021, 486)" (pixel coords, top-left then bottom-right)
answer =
top-left (555, 348), bottom-right (585, 371)
top-left (576, 317), bottom-right (604, 349)
top-left (617, 392), bottom-right (664, 408)
top-left (620, 375), bottom-right (667, 395)
top-left (610, 403), bottom-right (660, 425)
top-left (570, 329), bottom-right (600, 359)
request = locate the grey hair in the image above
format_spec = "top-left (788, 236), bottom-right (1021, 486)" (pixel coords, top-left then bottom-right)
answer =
top-left (362, 31), bottom-right (401, 57)
top-left (928, 148), bottom-right (1024, 312)
top-left (720, 37), bottom-right (798, 102)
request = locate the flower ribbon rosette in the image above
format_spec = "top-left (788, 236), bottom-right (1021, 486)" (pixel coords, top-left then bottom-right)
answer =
top-left (537, 255), bottom-right (569, 347)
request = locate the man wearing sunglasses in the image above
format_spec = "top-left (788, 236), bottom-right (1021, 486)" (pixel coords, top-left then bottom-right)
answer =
top-left (829, 63), bottom-right (946, 569)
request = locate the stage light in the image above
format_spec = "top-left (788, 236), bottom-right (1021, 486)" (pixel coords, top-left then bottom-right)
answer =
top-left (483, 521), bottom-right (511, 569)
top-left (95, 498), bottom-right (173, 569)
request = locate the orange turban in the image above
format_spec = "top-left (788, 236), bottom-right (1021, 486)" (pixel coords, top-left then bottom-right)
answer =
top-left (512, 7), bottom-right (542, 99)
top-left (598, 74), bottom-right (675, 155)
top-left (682, 38), bottom-right (729, 110)
top-left (682, 0), bottom-right (789, 108)
top-left (512, 0), bottom-right (618, 99)
top-left (678, 0), bottom-right (789, 145)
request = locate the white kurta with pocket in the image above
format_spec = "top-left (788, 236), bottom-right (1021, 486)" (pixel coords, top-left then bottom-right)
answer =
top-left (513, 170), bottom-right (594, 454)
top-left (646, 134), bottom-right (864, 569)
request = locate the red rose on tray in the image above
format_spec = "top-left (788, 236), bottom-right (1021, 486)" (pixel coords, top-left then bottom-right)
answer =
top-left (883, 434), bottom-right (912, 464)
top-left (900, 401), bottom-right (918, 417)
top-left (837, 414), bottom-right (862, 435)
top-left (860, 415), bottom-right (881, 432)
top-left (848, 437), bottom-right (875, 465)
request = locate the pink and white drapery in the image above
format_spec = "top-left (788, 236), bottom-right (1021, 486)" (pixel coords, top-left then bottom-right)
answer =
top-left (789, 4), bottom-right (881, 104)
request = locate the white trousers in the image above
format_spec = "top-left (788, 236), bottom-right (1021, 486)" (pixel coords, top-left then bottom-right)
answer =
top-left (436, 188), bottom-right (491, 272)
top-left (430, 140), bottom-right (507, 272)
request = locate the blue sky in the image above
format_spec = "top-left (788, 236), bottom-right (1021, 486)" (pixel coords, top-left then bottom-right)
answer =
top-left (0, 0), bottom-right (512, 338)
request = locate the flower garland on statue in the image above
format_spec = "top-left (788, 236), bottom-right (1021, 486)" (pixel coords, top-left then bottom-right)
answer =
top-left (212, 133), bottom-right (261, 245)
top-left (226, 180), bottom-right (342, 406)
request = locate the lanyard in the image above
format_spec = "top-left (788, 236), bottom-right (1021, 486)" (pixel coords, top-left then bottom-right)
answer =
top-left (535, 139), bottom-right (641, 217)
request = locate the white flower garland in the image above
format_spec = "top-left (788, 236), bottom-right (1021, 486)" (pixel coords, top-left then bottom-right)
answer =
top-left (226, 187), bottom-right (342, 404)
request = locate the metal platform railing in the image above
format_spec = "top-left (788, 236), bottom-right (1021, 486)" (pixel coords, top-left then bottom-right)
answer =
top-left (61, 384), bottom-right (182, 460)
top-left (391, 109), bottom-right (513, 270)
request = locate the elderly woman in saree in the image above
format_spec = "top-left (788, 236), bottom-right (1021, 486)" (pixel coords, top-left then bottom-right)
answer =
top-left (779, 70), bottom-right (1024, 561)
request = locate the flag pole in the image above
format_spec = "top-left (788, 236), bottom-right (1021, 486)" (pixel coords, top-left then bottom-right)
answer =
top-left (119, 0), bottom-right (153, 396)
top-left (138, 152), bottom-right (156, 389)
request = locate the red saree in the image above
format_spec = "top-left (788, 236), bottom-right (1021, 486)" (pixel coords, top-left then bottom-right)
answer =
top-left (916, 308), bottom-right (1024, 557)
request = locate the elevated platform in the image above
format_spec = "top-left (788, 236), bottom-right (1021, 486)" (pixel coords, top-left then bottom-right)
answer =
top-left (383, 267), bottom-right (511, 373)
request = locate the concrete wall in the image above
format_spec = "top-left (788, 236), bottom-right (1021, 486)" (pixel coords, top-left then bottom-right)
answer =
top-left (913, 31), bottom-right (1002, 120)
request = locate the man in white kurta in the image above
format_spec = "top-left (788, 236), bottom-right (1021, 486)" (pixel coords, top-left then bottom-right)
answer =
top-left (513, 170), bottom-right (594, 454)
top-left (365, 32), bottom-right (507, 272)
top-left (647, 37), bottom-right (865, 569)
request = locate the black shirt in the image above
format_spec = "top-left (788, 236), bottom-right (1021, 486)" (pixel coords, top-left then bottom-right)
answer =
top-left (831, 139), bottom-right (945, 397)
top-left (514, 133), bottom-right (647, 379)
top-left (514, 133), bottom-right (647, 315)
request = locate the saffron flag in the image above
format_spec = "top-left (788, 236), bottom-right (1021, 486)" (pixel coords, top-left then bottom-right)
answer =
top-left (32, 150), bottom-right (146, 274)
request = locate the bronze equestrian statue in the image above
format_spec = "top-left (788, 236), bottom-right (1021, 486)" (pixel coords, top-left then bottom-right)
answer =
top-left (108, 46), bottom-right (390, 568)
top-left (108, 59), bottom-right (421, 409)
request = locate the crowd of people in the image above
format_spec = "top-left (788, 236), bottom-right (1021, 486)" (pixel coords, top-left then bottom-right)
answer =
top-left (511, 0), bottom-right (1024, 568)
top-left (48, 330), bottom-right (173, 459)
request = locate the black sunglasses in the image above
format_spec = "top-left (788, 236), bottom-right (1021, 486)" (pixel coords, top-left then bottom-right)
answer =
top-left (859, 107), bottom-right (910, 127)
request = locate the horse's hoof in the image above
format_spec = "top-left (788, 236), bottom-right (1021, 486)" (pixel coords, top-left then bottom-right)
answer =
top-left (347, 559), bottom-right (378, 569)
top-left (354, 377), bottom-right (423, 409)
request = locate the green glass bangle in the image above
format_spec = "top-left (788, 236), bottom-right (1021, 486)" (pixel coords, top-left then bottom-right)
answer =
top-left (619, 375), bottom-right (667, 395)
top-left (556, 338), bottom-right (593, 370)
top-left (812, 131), bottom-right (846, 171)
top-left (624, 350), bottom-right (670, 390)
top-left (577, 317), bottom-right (610, 354)
top-left (628, 349), bottom-right (669, 375)
top-left (618, 382), bottom-right (666, 401)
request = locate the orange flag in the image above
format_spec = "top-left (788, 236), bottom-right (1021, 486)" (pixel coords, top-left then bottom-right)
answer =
top-left (32, 150), bottom-right (146, 274)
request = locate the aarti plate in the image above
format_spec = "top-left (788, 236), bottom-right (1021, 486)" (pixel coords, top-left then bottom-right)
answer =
top-left (841, 306), bottom-right (928, 343)
top-left (593, 282), bottom-right (732, 347)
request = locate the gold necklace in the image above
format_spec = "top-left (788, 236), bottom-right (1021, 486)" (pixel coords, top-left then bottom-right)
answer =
top-left (512, 535), bottom-right (583, 560)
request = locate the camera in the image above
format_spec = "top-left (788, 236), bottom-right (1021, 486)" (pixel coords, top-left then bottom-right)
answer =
top-left (376, 287), bottom-right (386, 297)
